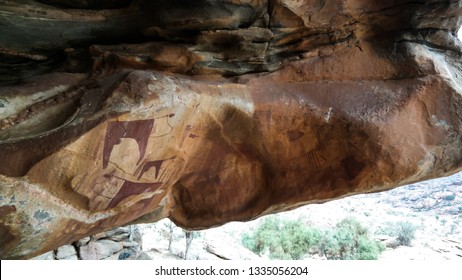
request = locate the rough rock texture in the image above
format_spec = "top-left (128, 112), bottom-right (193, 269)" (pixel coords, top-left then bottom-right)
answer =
top-left (55, 245), bottom-right (78, 260)
top-left (0, 0), bottom-right (461, 259)
top-left (30, 225), bottom-right (143, 260)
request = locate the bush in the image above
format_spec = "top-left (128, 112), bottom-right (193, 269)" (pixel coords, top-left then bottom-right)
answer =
top-left (318, 217), bottom-right (384, 260)
top-left (377, 221), bottom-right (417, 246)
top-left (241, 216), bottom-right (322, 259)
top-left (242, 216), bottom-right (384, 260)
top-left (442, 193), bottom-right (456, 201)
top-left (394, 221), bottom-right (417, 246)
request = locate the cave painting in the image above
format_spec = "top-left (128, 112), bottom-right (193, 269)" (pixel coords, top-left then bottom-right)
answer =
top-left (91, 116), bottom-right (177, 210)
top-left (106, 180), bottom-right (163, 209)
top-left (103, 119), bottom-right (154, 169)
top-left (136, 156), bottom-right (177, 180)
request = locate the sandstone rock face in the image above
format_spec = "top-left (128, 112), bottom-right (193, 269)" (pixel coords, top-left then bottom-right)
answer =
top-left (0, 0), bottom-right (461, 259)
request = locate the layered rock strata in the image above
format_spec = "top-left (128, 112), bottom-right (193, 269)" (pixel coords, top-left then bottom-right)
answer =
top-left (0, 0), bottom-right (461, 259)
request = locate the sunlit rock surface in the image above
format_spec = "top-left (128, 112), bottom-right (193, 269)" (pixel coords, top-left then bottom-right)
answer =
top-left (0, 0), bottom-right (461, 259)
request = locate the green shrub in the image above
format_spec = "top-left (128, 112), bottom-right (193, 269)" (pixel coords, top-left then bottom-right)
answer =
top-left (318, 217), bottom-right (384, 260)
top-left (357, 236), bottom-right (385, 260)
top-left (242, 216), bottom-right (384, 260)
top-left (443, 193), bottom-right (456, 201)
top-left (395, 221), bottom-right (417, 246)
top-left (241, 216), bottom-right (322, 259)
top-left (377, 221), bottom-right (417, 246)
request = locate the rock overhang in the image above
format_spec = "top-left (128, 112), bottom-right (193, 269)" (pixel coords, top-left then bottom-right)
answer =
top-left (0, 0), bottom-right (461, 259)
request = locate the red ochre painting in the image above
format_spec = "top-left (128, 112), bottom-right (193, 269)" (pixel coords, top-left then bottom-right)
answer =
top-left (89, 117), bottom-right (178, 210)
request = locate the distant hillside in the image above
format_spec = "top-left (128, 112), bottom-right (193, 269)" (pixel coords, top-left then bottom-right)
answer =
top-left (139, 172), bottom-right (462, 260)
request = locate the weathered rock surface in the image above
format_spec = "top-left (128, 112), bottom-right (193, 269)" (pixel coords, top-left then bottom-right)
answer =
top-left (55, 245), bottom-right (78, 260)
top-left (0, 0), bottom-right (461, 259)
top-left (30, 251), bottom-right (54, 260)
top-left (204, 239), bottom-right (260, 260)
top-left (80, 240), bottom-right (124, 260)
top-left (30, 225), bottom-right (143, 260)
